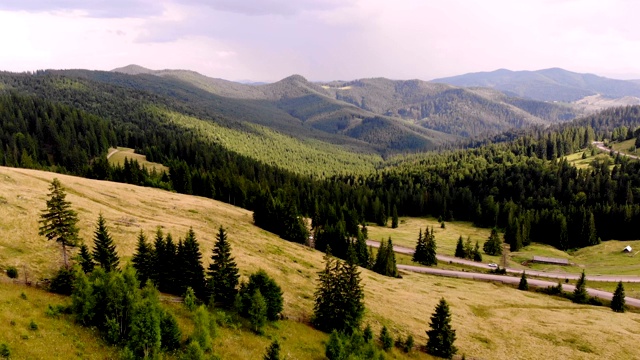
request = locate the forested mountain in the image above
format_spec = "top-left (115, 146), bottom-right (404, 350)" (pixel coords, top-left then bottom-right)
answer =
top-left (321, 78), bottom-right (579, 137)
top-left (432, 67), bottom-right (640, 102)
top-left (111, 65), bottom-right (580, 139)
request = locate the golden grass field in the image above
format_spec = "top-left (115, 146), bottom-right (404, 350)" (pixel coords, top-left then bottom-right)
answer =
top-left (107, 147), bottom-right (170, 173)
top-left (2, 167), bottom-right (640, 359)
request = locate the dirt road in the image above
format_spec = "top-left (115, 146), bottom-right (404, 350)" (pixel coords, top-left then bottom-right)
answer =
top-left (366, 240), bottom-right (640, 282)
top-left (593, 141), bottom-right (640, 160)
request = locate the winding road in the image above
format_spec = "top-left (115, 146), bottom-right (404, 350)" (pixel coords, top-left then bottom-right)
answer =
top-left (593, 141), bottom-right (640, 160)
top-left (367, 240), bottom-right (640, 307)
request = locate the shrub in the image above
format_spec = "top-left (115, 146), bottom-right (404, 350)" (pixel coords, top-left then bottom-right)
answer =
top-left (29, 320), bottom-right (38, 331)
top-left (20, 292), bottom-right (27, 300)
top-left (184, 287), bottom-right (197, 312)
top-left (181, 341), bottom-right (205, 360)
top-left (0, 343), bottom-right (10, 359)
top-left (6, 266), bottom-right (18, 279)
top-left (45, 304), bottom-right (70, 318)
top-left (49, 267), bottom-right (76, 295)
top-left (379, 326), bottom-right (393, 351)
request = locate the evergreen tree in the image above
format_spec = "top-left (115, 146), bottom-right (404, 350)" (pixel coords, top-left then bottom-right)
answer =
top-left (263, 340), bottom-right (281, 360)
top-left (363, 323), bottom-right (373, 343)
top-left (391, 205), bottom-right (399, 228)
top-left (151, 228), bottom-right (165, 289)
top-left (179, 228), bottom-right (206, 298)
top-left (412, 229), bottom-right (428, 264)
top-left (518, 271), bottom-right (528, 291)
top-left (132, 230), bottom-right (153, 286)
top-left (483, 228), bottom-right (503, 256)
top-left (92, 214), bottom-right (120, 272)
top-left (355, 231), bottom-right (370, 268)
top-left (472, 241), bottom-right (482, 262)
top-left (426, 298), bottom-right (457, 359)
top-left (249, 290), bottom-right (267, 334)
top-left (611, 281), bottom-right (625, 313)
top-left (463, 237), bottom-right (473, 259)
top-left (78, 244), bottom-right (95, 274)
top-left (424, 227), bottom-right (438, 266)
top-left (379, 325), bottom-right (393, 351)
top-left (454, 236), bottom-right (465, 258)
top-left (312, 247), bottom-right (365, 334)
top-left (238, 270), bottom-right (284, 321)
top-left (573, 270), bottom-right (588, 304)
top-left (207, 226), bottom-right (239, 308)
top-left (163, 233), bottom-right (178, 294)
top-left (374, 238), bottom-right (398, 277)
top-left (39, 178), bottom-right (80, 267)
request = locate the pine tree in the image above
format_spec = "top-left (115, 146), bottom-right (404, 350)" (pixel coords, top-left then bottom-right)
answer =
top-left (391, 205), bottom-right (399, 228)
top-left (238, 270), bottom-right (284, 321)
top-left (363, 323), bottom-right (373, 342)
top-left (518, 271), bottom-right (528, 291)
top-left (464, 237), bottom-right (473, 259)
top-left (312, 247), bottom-right (365, 334)
top-left (454, 236), bottom-right (465, 258)
top-left (39, 178), bottom-right (80, 267)
top-left (412, 229), bottom-right (428, 263)
top-left (263, 340), bottom-right (281, 360)
top-left (179, 228), bottom-right (206, 299)
top-left (132, 230), bottom-right (153, 286)
top-left (355, 231), bottom-right (369, 268)
top-left (151, 228), bottom-right (165, 289)
top-left (573, 270), bottom-right (588, 304)
top-left (163, 233), bottom-right (178, 294)
top-left (207, 226), bottom-right (239, 307)
top-left (483, 228), bottom-right (503, 256)
top-left (379, 325), bottom-right (393, 351)
top-left (78, 244), bottom-right (95, 274)
top-left (424, 227), bottom-right (438, 266)
top-left (92, 214), bottom-right (119, 272)
top-left (374, 238), bottom-right (398, 277)
top-left (611, 281), bottom-right (625, 313)
top-left (473, 241), bottom-right (482, 262)
top-left (426, 298), bottom-right (457, 359)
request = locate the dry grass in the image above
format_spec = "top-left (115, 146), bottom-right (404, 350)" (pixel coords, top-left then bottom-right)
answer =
top-left (107, 147), bottom-right (169, 173)
top-left (1, 167), bottom-right (640, 359)
top-left (611, 139), bottom-right (638, 156)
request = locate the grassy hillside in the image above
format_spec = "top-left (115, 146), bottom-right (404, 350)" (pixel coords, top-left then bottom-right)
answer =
top-left (2, 168), bottom-right (640, 359)
top-left (107, 147), bottom-right (169, 173)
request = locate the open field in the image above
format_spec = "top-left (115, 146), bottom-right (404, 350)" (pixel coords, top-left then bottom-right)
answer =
top-left (2, 167), bottom-right (640, 359)
top-left (562, 150), bottom-right (604, 169)
top-left (610, 138), bottom-right (639, 156)
top-left (107, 147), bottom-right (169, 173)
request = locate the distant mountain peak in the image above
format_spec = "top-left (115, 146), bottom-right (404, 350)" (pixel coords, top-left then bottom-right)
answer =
top-left (111, 64), bottom-right (155, 75)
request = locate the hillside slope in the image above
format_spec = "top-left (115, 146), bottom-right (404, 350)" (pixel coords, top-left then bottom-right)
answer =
top-left (432, 67), bottom-right (640, 102)
top-left (1, 167), bottom-right (640, 359)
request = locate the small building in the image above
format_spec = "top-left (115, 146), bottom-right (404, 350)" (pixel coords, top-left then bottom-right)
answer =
top-left (532, 256), bottom-right (569, 266)
top-left (623, 246), bottom-right (633, 253)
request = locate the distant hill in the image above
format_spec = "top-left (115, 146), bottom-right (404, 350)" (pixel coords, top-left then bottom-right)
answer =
top-left (110, 65), bottom-right (580, 138)
top-left (432, 68), bottom-right (640, 102)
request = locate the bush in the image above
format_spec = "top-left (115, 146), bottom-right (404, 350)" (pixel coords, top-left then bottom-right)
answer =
top-left (49, 267), bottom-right (76, 295)
top-left (29, 320), bottom-right (38, 331)
top-left (238, 270), bottom-right (284, 321)
top-left (45, 304), bottom-right (70, 318)
top-left (20, 292), bottom-right (27, 300)
top-left (6, 266), bottom-right (18, 279)
top-left (379, 326), bottom-right (393, 351)
top-left (181, 341), bottom-right (205, 360)
top-left (0, 343), bottom-right (10, 358)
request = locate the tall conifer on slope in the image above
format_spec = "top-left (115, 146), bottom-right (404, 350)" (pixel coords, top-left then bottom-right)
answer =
top-left (132, 230), bottom-right (153, 286)
top-left (92, 214), bottom-right (119, 272)
top-left (179, 228), bottom-right (206, 298)
top-left (412, 229), bottom-right (428, 263)
top-left (374, 238), bottom-right (398, 277)
top-left (426, 298), bottom-right (457, 359)
top-left (78, 243), bottom-right (95, 274)
top-left (611, 281), bottom-right (625, 313)
top-left (39, 178), bottom-right (80, 267)
top-left (207, 226), bottom-right (239, 307)
top-left (424, 227), bottom-right (438, 266)
top-left (151, 228), bottom-right (165, 290)
top-left (454, 236), bottom-right (465, 258)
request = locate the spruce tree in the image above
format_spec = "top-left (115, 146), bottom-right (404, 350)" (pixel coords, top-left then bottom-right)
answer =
top-left (263, 340), bottom-right (281, 360)
top-left (379, 325), bottom-right (393, 351)
top-left (391, 205), bottom-right (399, 228)
top-left (92, 214), bottom-right (119, 272)
top-left (454, 236), bottom-right (465, 258)
top-left (483, 228), bottom-right (503, 256)
top-left (163, 233), bottom-right (178, 294)
top-left (611, 281), bottom-right (625, 313)
top-left (426, 298), bottom-right (457, 359)
top-left (573, 270), bottom-right (588, 304)
top-left (132, 230), bottom-right (153, 286)
top-left (238, 270), bottom-right (284, 321)
top-left (518, 271), bottom-right (528, 291)
top-left (312, 247), bottom-right (365, 334)
top-left (78, 244), bottom-right (95, 274)
top-left (179, 228), bottom-right (206, 299)
top-left (424, 227), bottom-right (438, 266)
top-left (374, 238), bottom-right (398, 277)
top-left (473, 241), bottom-right (482, 262)
top-left (355, 231), bottom-right (369, 268)
top-left (207, 226), bottom-right (239, 307)
top-left (412, 229), bottom-right (428, 264)
top-left (39, 178), bottom-right (80, 267)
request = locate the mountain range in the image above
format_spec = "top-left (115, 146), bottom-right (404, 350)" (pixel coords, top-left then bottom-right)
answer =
top-left (432, 67), bottom-right (640, 102)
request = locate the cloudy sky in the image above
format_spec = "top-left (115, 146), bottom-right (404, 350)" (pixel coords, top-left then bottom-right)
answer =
top-left (1, 0), bottom-right (639, 82)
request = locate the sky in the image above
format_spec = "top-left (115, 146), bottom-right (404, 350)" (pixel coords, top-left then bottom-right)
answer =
top-left (1, 0), bottom-right (640, 82)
